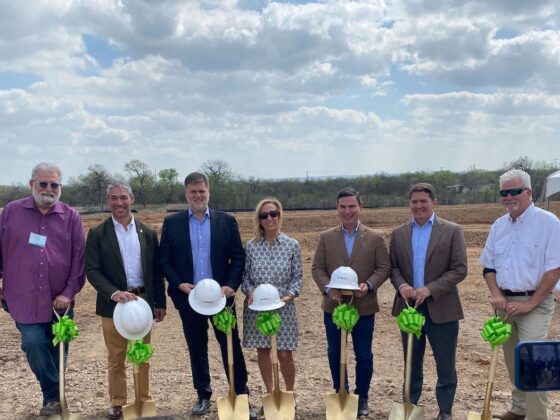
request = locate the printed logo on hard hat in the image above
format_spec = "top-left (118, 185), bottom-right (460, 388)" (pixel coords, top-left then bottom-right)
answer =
top-left (189, 278), bottom-right (227, 315)
top-left (113, 297), bottom-right (154, 340)
top-left (326, 266), bottom-right (361, 290)
top-left (249, 283), bottom-right (285, 311)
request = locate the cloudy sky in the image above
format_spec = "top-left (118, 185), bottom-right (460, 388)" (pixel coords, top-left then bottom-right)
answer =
top-left (1, 0), bottom-right (559, 184)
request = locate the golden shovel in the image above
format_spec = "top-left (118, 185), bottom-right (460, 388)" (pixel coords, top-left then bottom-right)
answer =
top-left (263, 334), bottom-right (296, 420)
top-left (48, 339), bottom-right (81, 420)
top-left (389, 331), bottom-right (424, 420)
top-left (467, 314), bottom-right (509, 420)
top-left (49, 308), bottom-right (80, 420)
top-left (217, 331), bottom-right (250, 420)
top-left (326, 328), bottom-right (359, 420)
top-left (122, 360), bottom-right (157, 420)
top-left (467, 345), bottom-right (499, 420)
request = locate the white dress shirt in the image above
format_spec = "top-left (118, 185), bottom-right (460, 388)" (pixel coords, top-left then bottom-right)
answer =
top-left (112, 216), bottom-right (144, 289)
top-left (480, 203), bottom-right (560, 292)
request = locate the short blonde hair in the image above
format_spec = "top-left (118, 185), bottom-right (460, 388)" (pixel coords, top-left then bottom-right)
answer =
top-left (252, 197), bottom-right (283, 241)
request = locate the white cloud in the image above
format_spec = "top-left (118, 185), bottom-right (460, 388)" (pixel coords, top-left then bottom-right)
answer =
top-left (0, 0), bottom-right (559, 184)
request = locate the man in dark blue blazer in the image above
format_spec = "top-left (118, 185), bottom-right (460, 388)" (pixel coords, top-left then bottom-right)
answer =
top-left (160, 172), bottom-right (249, 417)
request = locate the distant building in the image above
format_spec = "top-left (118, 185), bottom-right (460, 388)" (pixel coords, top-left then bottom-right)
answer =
top-left (446, 183), bottom-right (495, 193)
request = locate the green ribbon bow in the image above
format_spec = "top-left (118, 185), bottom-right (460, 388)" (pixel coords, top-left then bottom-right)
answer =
top-left (52, 315), bottom-right (79, 346)
top-left (212, 307), bottom-right (237, 334)
top-left (255, 311), bottom-right (282, 336)
top-left (332, 303), bottom-right (359, 332)
top-left (126, 339), bottom-right (153, 365)
top-left (481, 316), bottom-right (512, 347)
top-left (396, 307), bottom-right (425, 339)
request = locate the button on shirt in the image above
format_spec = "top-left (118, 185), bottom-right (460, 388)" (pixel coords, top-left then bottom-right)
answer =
top-left (189, 208), bottom-right (213, 285)
top-left (411, 213), bottom-right (435, 289)
top-left (0, 196), bottom-right (86, 323)
top-left (480, 203), bottom-right (560, 292)
top-left (112, 216), bottom-right (143, 289)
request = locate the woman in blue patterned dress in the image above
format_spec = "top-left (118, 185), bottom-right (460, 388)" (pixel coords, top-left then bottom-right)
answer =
top-left (241, 197), bottom-right (303, 394)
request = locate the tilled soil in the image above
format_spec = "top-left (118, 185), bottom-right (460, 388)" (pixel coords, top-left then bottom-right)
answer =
top-left (1, 203), bottom-right (559, 419)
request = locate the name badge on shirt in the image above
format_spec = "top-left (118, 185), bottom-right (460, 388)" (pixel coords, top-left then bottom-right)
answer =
top-left (29, 232), bottom-right (47, 247)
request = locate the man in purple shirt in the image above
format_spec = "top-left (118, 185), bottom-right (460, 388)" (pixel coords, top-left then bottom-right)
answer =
top-left (0, 162), bottom-right (86, 417)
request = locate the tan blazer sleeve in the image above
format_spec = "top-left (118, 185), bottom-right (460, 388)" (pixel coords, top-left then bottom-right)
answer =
top-left (312, 232), bottom-right (330, 293)
top-left (366, 235), bottom-right (391, 291)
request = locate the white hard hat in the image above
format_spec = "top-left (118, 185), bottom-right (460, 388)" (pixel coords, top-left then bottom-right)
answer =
top-left (248, 283), bottom-right (285, 311)
top-left (188, 278), bottom-right (226, 315)
top-left (113, 297), bottom-right (153, 340)
top-left (326, 266), bottom-right (361, 290)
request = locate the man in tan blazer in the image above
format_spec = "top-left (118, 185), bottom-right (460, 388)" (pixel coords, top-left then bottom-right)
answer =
top-left (390, 183), bottom-right (467, 420)
top-left (312, 187), bottom-right (390, 417)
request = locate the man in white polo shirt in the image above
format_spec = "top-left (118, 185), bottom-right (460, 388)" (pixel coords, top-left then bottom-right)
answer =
top-left (480, 169), bottom-right (560, 420)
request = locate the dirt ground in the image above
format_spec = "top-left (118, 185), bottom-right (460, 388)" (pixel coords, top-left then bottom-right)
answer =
top-left (1, 203), bottom-right (559, 419)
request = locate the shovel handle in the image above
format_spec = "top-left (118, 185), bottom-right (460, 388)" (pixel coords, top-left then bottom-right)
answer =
top-left (271, 334), bottom-right (282, 402)
top-left (226, 332), bottom-right (236, 401)
top-left (339, 329), bottom-right (348, 399)
top-left (482, 345), bottom-right (500, 416)
top-left (58, 341), bottom-right (70, 419)
top-left (404, 332), bottom-right (414, 405)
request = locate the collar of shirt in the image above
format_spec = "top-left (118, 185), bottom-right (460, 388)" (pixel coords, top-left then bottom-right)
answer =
top-left (22, 196), bottom-right (65, 214)
top-left (508, 202), bottom-right (536, 223)
top-left (111, 215), bottom-right (135, 232)
top-left (340, 220), bottom-right (361, 235)
top-left (188, 207), bottom-right (211, 221)
top-left (411, 212), bottom-right (435, 228)
top-left (258, 232), bottom-right (284, 245)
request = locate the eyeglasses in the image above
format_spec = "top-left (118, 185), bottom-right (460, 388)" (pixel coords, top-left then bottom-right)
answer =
top-left (36, 181), bottom-right (60, 190)
top-left (259, 210), bottom-right (280, 220)
top-left (499, 188), bottom-right (527, 197)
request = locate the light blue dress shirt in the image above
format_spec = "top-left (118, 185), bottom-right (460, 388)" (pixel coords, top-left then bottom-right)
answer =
top-left (411, 213), bottom-right (435, 289)
top-left (342, 222), bottom-right (360, 258)
top-left (189, 208), bottom-right (213, 285)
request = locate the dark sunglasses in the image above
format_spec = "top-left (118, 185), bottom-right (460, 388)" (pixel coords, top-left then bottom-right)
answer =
top-left (259, 210), bottom-right (280, 220)
top-left (499, 188), bottom-right (527, 197)
top-left (37, 181), bottom-right (60, 190)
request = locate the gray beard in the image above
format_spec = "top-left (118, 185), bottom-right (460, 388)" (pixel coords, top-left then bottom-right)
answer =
top-left (32, 189), bottom-right (59, 208)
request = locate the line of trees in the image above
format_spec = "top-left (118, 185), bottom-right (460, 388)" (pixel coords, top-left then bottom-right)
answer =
top-left (1, 157), bottom-right (558, 210)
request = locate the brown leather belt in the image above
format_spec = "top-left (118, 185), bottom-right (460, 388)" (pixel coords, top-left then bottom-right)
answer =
top-left (501, 289), bottom-right (535, 297)
top-left (128, 286), bottom-right (146, 295)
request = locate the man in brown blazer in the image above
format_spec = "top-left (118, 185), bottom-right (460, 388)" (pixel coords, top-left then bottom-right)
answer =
top-left (390, 183), bottom-right (467, 420)
top-left (312, 187), bottom-right (390, 417)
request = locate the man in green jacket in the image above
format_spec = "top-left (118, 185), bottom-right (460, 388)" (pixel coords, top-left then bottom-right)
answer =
top-left (86, 181), bottom-right (166, 420)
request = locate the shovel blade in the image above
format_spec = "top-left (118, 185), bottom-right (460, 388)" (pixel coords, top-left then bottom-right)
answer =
top-left (217, 393), bottom-right (250, 420)
top-left (467, 411), bottom-right (492, 420)
top-left (325, 391), bottom-right (358, 420)
top-left (48, 413), bottom-right (81, 420)
top-left (122, 399), bottom-right (157, 420)
top-left (388, 401), bottom-right (424, 420)
top-left (262, 390), bottom-right (296, 420)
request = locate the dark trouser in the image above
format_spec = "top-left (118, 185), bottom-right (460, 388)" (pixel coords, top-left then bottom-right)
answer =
top-left (324, 311), bottom-right (374, 401)
top-left (15, 310), bottom-right (71, 406)
top-left (401, 303), bottom-right (458, 413)
top-left (179, 302), bottom-right (249, 400)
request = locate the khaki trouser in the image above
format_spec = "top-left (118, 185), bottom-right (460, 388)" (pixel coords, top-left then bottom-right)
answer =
top-left (500, 294), bottom-right (555, 420)
top-left (101, 317), bottom-right (152, 406)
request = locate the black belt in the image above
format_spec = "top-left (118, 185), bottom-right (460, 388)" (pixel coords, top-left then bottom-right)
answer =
top-left (501, 289), bottom-right (535, 297)
top-left (128, 287), bottom-right (146, 295)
